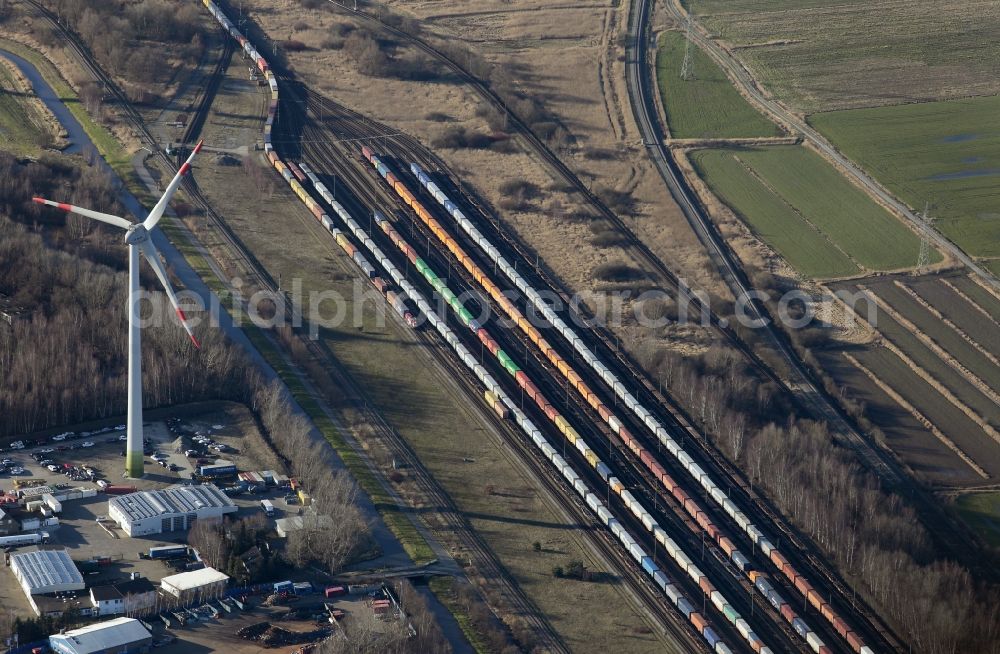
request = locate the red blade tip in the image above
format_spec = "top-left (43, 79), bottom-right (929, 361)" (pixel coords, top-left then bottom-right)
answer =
top-left (32, 197), bottom-right (45, 204)
top-left (194, 140), bottom-right (204, 154)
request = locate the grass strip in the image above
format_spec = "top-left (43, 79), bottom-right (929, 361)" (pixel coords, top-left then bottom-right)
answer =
top-left (429, 576), bottom-right (490, 654)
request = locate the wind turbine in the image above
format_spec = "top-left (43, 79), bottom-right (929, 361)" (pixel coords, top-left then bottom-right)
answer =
top-left (33, 141), bottom-right (204, 478)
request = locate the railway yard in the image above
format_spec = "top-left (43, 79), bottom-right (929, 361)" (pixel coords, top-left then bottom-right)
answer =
top-left (0, 0), bottom-right (999, 652)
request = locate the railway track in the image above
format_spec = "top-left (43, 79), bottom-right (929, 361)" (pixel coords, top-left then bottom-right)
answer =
top-left (292, 87), bottom-right (898, 653)
top-left (179, 35), bottom-right (235, 147)
top-left (312, 0), bottom-right (869, 443)
top-left (280, 84), bottom-right (863, 653)
top-left (23, 0), bottom-right (928, 650)
top-left (281, 82), bottom-right (707, 653)
top-left (22, 3), bottom-right (632, 651)
top-left (28, 2), bottom-right (639, 649)
top-left (623, 0), bottom-right (997, 585)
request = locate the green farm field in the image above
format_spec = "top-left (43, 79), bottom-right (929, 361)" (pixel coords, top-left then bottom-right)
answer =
top-left (907, 277), bottom-right (1000, 357)
top-left (810, 96), bottom-right (1000, 264)
top-left (951, 276), bottom-right (1000, 321)
top-left (854, 346), bottom-right (1000, 480)
top-left (955, 492), bottom-right (1000, 547)
top-left (866, 280), bottom-right (1000, 396)
top-left (690, 148), bottom-right (858, 278)
top-left (691, 145), bottom-right (927, 277)
top-left (684, 0), bottom-right (1000, 112)
top-left (655, 30), bottom-right (780, 139)
top-left (832, 281), bottom-right (1000, 430)
top-left (815, 349), bottom-right (987, 487)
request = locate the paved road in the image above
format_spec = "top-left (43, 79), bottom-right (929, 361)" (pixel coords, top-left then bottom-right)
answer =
top-left (660, 1), bottom-right (999, 290)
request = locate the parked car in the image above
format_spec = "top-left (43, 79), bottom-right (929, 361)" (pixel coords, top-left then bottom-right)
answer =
top-left (118, 434), bottom-right (128, 441)
top-left (51, 434), bottom-right (66, 442)
top-left (80, 442), bottom-right (94, 448)
top-left (47, 465), bottom-right (60, 472)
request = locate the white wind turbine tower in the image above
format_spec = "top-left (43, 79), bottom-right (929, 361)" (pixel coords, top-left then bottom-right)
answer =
top-left (33, 141), bottom-right (204, 478)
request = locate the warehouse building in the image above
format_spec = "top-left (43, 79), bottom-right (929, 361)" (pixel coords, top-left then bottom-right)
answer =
top-left (107, 484), bottom-right (236, 537)
top-left (160, 566), bottom-right (229, 602)
top-left (49, 617), bottom-right (152, 654)
top-left (10, 548), bottom-right (85, 597)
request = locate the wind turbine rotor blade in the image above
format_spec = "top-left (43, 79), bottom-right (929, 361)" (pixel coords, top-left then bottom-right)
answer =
top-left (32, 197), bottom-right (131, 230)
top-left (143, 140), bottom-right (204, 231)
top-left (139, 241), bottom-right (201, 349)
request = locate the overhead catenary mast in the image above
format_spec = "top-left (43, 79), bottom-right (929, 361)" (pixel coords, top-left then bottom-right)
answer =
top-left (33, 141), bottom-right (204, 478)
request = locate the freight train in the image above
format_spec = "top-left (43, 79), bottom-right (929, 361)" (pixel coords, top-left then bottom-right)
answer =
top-left (396, 154), bottom-right (875, 654)
top-left (195, 2), bottom-right (869, 652)
top-left (368, 194), bottom-right (773, 654)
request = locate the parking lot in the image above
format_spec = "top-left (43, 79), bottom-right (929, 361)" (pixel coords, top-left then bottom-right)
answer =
top-left (0, 402), bottom-right (296, 623)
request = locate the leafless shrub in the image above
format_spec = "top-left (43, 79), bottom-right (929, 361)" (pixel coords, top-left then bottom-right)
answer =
top-left (594, 260), bottom-right (643, 282)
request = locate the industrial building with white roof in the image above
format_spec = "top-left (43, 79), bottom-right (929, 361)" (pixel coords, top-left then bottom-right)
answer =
top-left (10, 548), bottom-right (85, 596)
top-left (107, 484), bottom-right (237, 536)
top-left (49, 617), bottom-right (152, 654)
top-left (160, 566), bottom-right (229, 601)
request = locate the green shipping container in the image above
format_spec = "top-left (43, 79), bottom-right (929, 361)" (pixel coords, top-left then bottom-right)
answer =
top-left (458, 306), bottom-right (474, 325)
top-left (497, 350), bottom-right (520, 376)
top-left (723, 604), bottom-right (738, 623)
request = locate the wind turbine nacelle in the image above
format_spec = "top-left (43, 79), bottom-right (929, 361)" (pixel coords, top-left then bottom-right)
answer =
top-left (125, 224), bottom-right (150, 245)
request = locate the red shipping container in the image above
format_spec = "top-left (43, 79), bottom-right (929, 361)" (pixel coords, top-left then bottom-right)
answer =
top-left (833, 617), bottom-right (849, 639)
top-left (324, 586), bottom-right (346, 598)
top-left (807, 588), bottom-right (822, 611)
top-left (846, 631), bottom-right (863, 652)
top-left (794, 576), bottom-right (810, 597)
top-left (690, 612), bottom-right (708, 634)
top-left (780, 603), bottom-right (796, 623)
